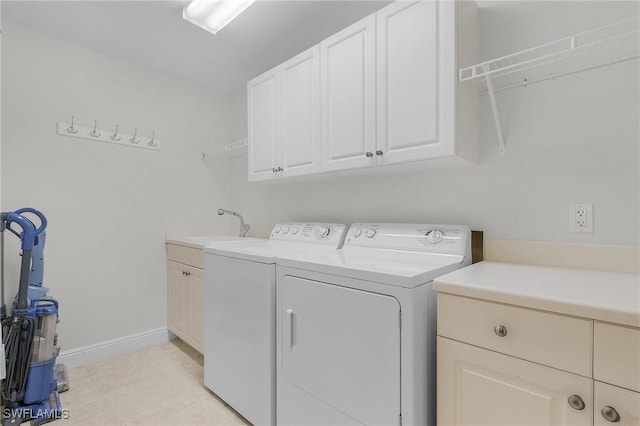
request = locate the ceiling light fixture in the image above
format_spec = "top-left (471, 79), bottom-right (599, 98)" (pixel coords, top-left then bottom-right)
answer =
top-left (183, 0), bottom-right (256, 35)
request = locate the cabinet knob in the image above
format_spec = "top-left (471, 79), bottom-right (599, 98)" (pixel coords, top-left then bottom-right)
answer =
top-left (568, 395), bottom-right (585, 411)
top-left (493, 324), bottom-right (508, 337)
top-left (272, 168), bottom-right (277, 173)
top-left (182, 271), bottom-right (186, 276)
top-left (365, 151), bottom-right (374, 158)
top-left (601, 406), bottom-right (621, 423)
top-left (376, 150), bottom-right (384, 156)
top-left (277, 166), bottom-right (283, 172)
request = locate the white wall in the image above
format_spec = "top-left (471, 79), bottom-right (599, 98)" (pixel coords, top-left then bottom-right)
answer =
top-left (1, 23), bottom-right (234, 350)
top-left (229, 1), bottom-right (639, 247)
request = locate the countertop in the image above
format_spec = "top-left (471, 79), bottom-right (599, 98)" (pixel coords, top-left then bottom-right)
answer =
top-left (433, 261), bottom-right (640, 327)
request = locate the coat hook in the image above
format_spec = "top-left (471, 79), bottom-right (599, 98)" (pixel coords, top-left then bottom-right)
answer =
top-left (66, 116), bottom-right (79, 134)
top-left (148, 131), bottom-right (157, 147)
top-left (130, 128), bottom-right (140, 144)
top-left (111, 124), bottom-right (121, 141)
top-left (89, 120), bottom-right (101, 138)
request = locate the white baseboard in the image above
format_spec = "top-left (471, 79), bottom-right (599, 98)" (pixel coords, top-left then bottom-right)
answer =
top-left (57, 327), bottom-right (173, 368)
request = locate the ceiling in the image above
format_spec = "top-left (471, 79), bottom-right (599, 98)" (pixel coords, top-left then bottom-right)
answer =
top-left (1, 0), bottom-right (392, 93)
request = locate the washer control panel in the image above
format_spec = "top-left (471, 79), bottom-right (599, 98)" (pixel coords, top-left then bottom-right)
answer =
top-left (345, 223), bottom-right (471, 256)
top-left (271, 223), bottom-right (347, 246)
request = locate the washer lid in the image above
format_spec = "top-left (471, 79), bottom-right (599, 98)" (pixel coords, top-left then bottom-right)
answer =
top-left (204, 222), bottom-right (347, 263)
top-left (277, 246), bottom-right (468, 288)
top-left (205, 240), bottom-right (343, 264)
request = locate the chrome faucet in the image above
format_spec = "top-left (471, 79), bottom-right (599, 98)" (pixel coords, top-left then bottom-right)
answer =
top-left (218, 209), bottom-right (251, 237)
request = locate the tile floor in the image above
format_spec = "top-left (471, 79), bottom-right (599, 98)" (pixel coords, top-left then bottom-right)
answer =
top-left (58, 339), bottom-right (249, 425)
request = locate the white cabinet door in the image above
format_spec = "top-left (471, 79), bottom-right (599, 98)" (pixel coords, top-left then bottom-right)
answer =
top-left (248, 69), bottom-right (279, 181)
top-left (281, 45), bottom-right (321, 178)
top-left (280, 276), bottom-right (401, 426)
top-left (167, 260), bottom-right (190, 341)
top-left (321, 15), bottom-right (376, 172)
top-left (376, 0), bottom-right (447, 165)
top-left (438, 337), bottom-right (593, 426)
top-left (595, 382), bottom-right (640, 426)
top-left (189, 266), bottom-right (205, 353)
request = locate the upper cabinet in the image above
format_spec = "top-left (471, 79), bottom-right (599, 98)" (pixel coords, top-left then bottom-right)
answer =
top-left (281, 46), bottom-right (322, 178)
top-left (247, 0), bottom-right (478, 182)
top-left (248, 46), bottom-right (321, 181)
top-left (321, 15), bottom-right (377, 172)
top-left (248, 70), bottom-right (279, 181)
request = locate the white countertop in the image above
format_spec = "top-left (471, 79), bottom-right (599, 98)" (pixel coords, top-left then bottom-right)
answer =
top-left (433, 261), bottom-right (640, 327)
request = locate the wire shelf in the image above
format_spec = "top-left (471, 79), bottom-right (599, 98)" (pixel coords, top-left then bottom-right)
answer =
top-left (459, 16), bottom-right (639, 94)
top-left (205, 139), bottom-right (248, 160)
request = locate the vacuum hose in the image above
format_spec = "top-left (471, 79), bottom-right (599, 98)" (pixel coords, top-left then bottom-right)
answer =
top-left (2, 315), bottom-right (35, 405)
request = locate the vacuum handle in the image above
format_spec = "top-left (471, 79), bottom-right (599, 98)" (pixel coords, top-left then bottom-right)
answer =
top-left (4, 213), bottom-right (37, 250)
top-left (13, 207), bottom-right (47, 235)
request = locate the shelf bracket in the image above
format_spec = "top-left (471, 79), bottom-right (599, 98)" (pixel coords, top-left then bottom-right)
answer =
top-left (482, 63), bottom-right (506, 154)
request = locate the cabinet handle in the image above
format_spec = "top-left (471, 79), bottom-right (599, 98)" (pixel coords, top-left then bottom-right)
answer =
top-left (186, 271), bottom-right (191, 277)
top-left (376, 150), bottom-right (384, 156)
top-left (272, 167), bottom-right (277, 173)
top-left (365, 151), bottom-right (374, 158)
top-left (568, 395), bottom-right (585, 411)
top-left (277, 166), bottom-right (283, 172)
top-left (182, 271), bottom-right (186, 276)
top-left (493, 324), bottom-right (508, 337)
top-left (601, 406), bottom-right (621, 423)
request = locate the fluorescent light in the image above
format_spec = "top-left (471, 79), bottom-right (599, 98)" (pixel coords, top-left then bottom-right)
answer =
top-left (183, 0), bottom-right (256, 35)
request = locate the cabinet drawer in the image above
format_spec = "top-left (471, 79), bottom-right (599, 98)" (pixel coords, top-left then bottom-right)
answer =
top-left (437, 294), bottom-right (593, 377)
top-left (595, 381), bottom-right (640, 426)
top-left (594, 322), bottom-right (640, 392)
top-left (166, 243), bottom-right (203, 269)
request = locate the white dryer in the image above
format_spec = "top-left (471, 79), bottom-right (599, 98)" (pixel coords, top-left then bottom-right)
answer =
top-left (275, 223), bottom-right (472, 426)
top-left (203, 223), bottom-right (347, 426)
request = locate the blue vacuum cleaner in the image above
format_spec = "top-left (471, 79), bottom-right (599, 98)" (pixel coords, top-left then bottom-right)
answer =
top-left (0, 208), bottom-right (64, 425)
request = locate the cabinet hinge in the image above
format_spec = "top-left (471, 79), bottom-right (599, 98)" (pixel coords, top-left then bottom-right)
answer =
top-left (398, 311), bottom-right (402, 329)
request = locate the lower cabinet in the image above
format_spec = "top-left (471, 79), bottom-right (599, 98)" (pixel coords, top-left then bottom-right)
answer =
top-left (438, 337), bottom-right (593, 426)
top-left (437, 293), bottom-right (640, 426)
top-left (166, 245), bottom-right (205, 354)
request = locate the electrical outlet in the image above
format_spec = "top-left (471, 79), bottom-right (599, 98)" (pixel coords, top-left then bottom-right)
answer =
top-left (570, 204), bottom-right (593, 233)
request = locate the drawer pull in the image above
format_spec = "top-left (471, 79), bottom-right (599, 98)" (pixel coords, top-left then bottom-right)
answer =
top-left (568, 395), bottom-right (585, 411)
top-left (493, 324), bottom-right (508, 337)
top-left (601, 406), bottom-right (621, 423)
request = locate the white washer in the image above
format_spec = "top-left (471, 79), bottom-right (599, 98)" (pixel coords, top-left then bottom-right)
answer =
top-left (203, 223), bottom-right (347, 426)
top-left (275, 223), bottom-right (472, 426)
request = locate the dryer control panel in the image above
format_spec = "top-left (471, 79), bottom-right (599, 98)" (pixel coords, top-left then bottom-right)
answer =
top-left (345, 223), bottom-right (471, 258)
top-left (270, 223), bottom-right (347, 246)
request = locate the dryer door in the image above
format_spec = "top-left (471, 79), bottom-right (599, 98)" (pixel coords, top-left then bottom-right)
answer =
top-left (281, 275), bottom-right (401, 425)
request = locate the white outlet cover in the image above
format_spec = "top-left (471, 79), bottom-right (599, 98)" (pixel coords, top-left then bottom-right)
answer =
top-left (570, 204), bottom-right (593, 233)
